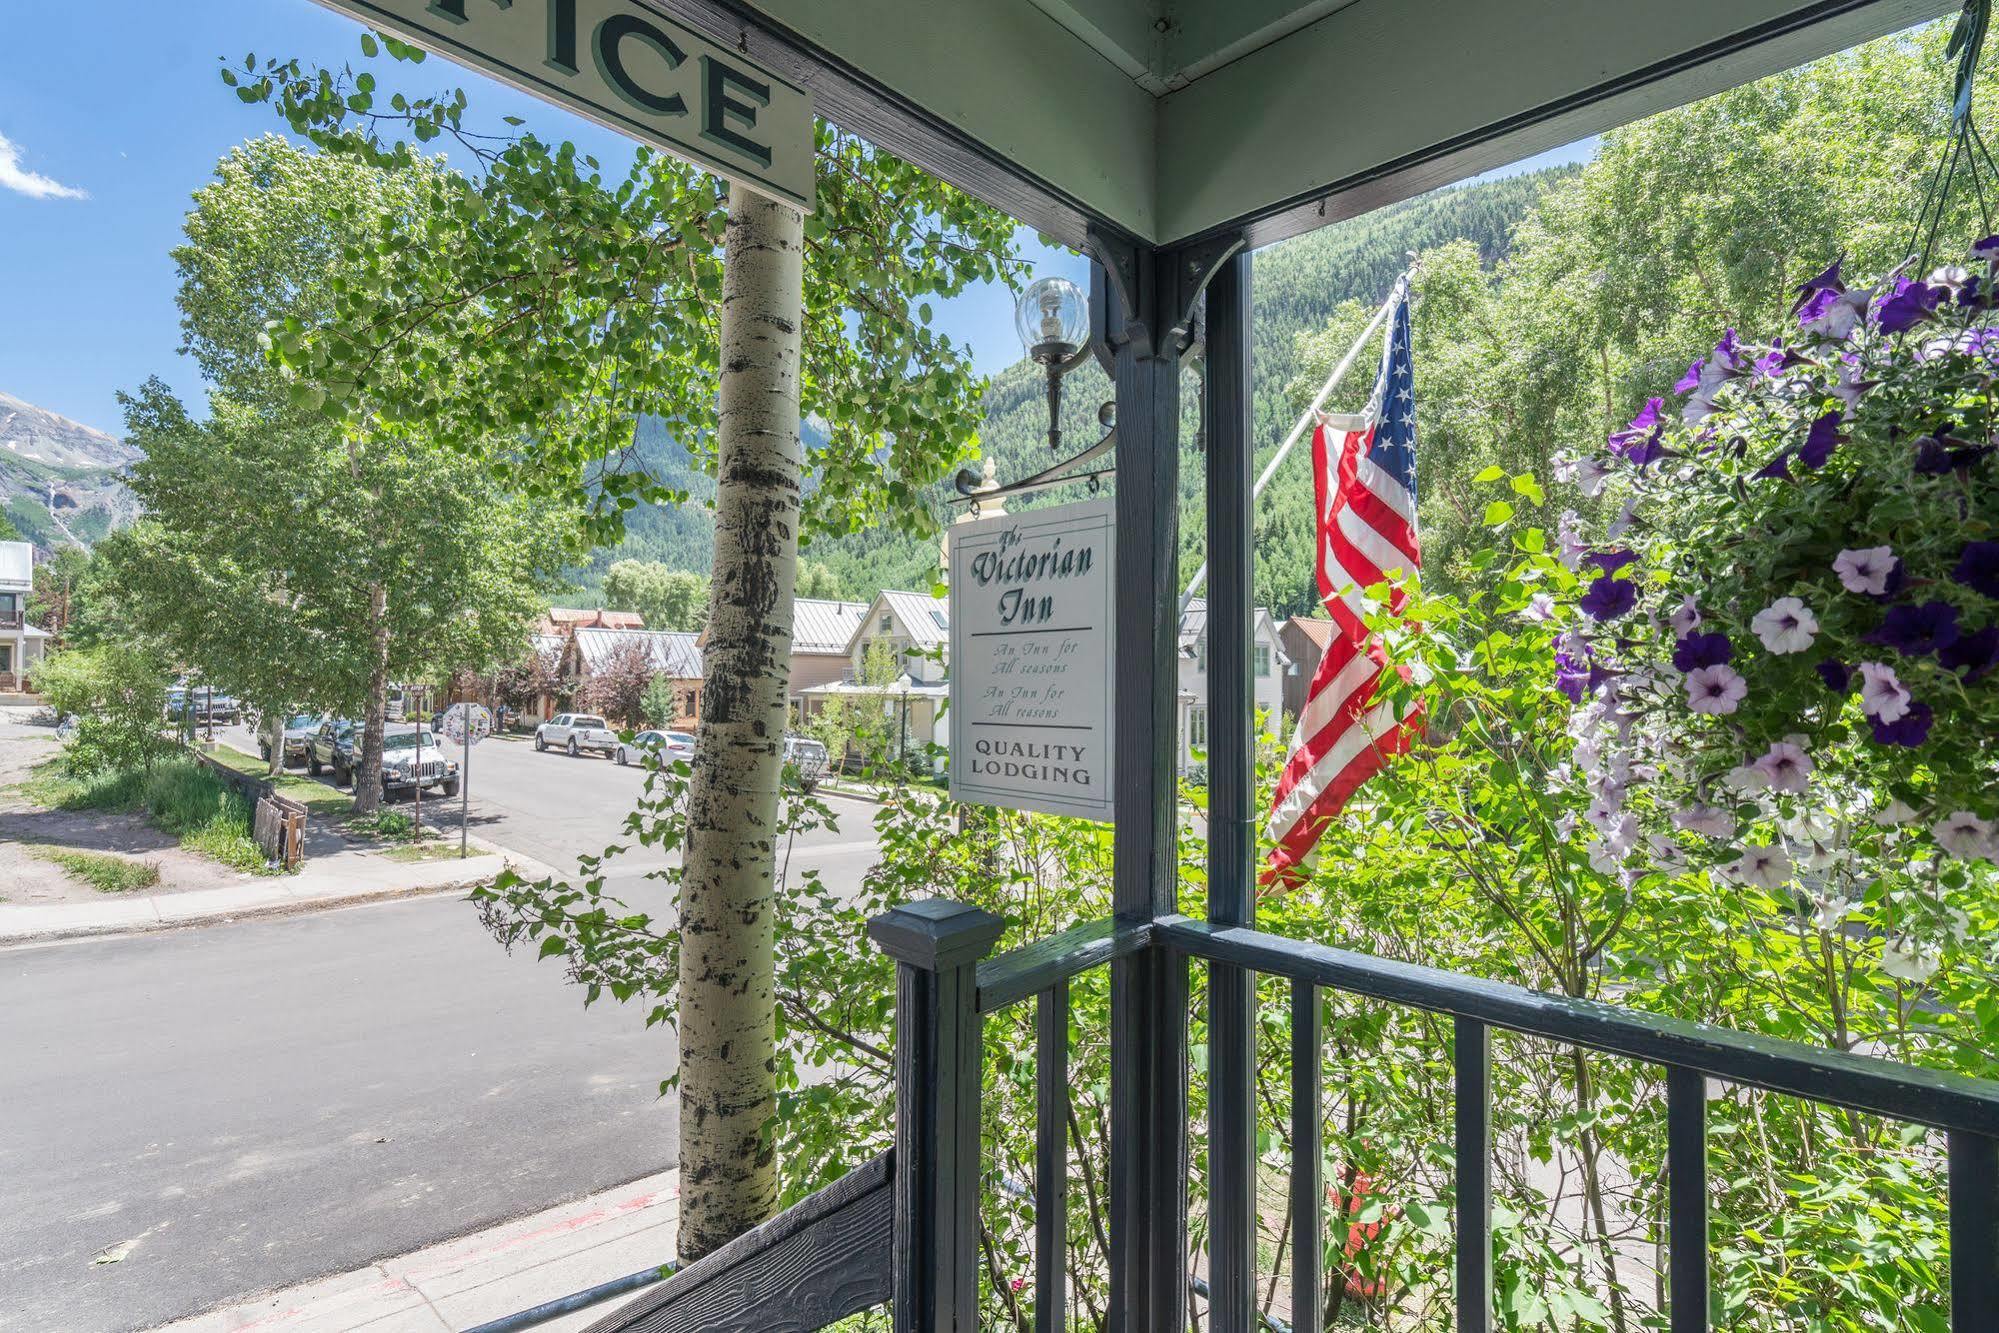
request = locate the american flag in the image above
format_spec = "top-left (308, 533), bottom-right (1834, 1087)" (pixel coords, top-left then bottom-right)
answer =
top-left (1264, 280), bottom-right (1422, 886)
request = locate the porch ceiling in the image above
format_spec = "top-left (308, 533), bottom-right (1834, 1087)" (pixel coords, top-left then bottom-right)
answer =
top-left (686, 0), bottom-right (1953, 247)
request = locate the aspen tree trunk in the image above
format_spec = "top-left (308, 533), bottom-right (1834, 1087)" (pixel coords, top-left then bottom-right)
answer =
top-left (677, 185), bottom-right (804, 1260)
top-left (355, 581), bottom-right (390, 816)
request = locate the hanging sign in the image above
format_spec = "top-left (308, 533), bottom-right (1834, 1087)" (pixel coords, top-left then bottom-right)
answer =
top-left (311, 0), bottom-right (815, 211)
top-left (949, 498), bottom-right (1115, 822)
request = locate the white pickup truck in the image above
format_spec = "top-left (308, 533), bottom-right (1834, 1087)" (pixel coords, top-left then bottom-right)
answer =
top-left (535, 712), bottom-right (619, 758)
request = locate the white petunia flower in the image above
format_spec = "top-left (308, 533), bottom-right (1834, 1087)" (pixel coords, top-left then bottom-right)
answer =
top-left (1857, 661), bottom-right (1910, 723)
top-left (1726, 844), bottom-right (1793, 889)
top-left (1751, 741), bottom-right (1813, 795)
top-left (1727, 763), bottom-right (1771, 795)
top-left (1751, 597), bottom-right (1819, 655)
top-left (1685, 664), bottom-right (1747, 715)
top-left (1933, 810), bottom-right (1993, 859)
top-left (1674, 804), bottom-right (1735, 838)
top-left (1880, 936), bottom-right (1941, 985)
top-left (1575, 457), bottom-right (1611, 499)
top-left (1878, 798), bottom-right (1918, 827)
top-left (1669, 595), bottom-right (1702, 637)
top-left (1521, 592), bottom-right (1556, 623)
top-left (1834, 546), bottom-right (1896, 596)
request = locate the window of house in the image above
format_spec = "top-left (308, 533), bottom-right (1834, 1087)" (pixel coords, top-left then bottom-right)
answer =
top-left (880, 615), bottom-right (892, 633)
top-left (1189, 707), bottom-right (1206, 748)
top-left (1255, 645), bottom-right (1271, 677)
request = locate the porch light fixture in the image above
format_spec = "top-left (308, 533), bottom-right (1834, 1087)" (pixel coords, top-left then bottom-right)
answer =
top-left (1015, 276), bottom-right (1091, 452)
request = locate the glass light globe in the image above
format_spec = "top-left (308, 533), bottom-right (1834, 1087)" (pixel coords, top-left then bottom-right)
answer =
top-left (1015, 276), bottom-right (1088, 358)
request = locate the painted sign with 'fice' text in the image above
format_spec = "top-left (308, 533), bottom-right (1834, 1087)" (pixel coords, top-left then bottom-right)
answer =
top-left (312, 0), bottom-right (814, 210)
top-left (949, 498), bottom-right (1114, 822)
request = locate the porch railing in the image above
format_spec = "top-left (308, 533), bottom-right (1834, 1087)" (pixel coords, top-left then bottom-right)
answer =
top-left (865, 902), bottom-right (1999, 1333)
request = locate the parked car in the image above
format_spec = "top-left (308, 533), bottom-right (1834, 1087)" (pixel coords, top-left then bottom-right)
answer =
top-left (308, 719), bottom-right (361, 782)
top-left (377, 729), bottom-right (460, 798)
top-left (616, 729), bottom-right (695, 766)
top-left (164, 687), bottom-right (240, 725)
top-left (261, 713), bottom-right (327, 767)
top-left (535, 713), bottom-right (618, 758)
top-left (783, 733), bottom-right (829, 794)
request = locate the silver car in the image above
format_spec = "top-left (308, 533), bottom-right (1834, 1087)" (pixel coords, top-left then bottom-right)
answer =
top-left (617, 729), bottom-right (696, 766)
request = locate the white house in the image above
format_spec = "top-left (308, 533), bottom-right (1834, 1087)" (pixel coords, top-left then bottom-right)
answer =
top-left (797, 589), bottom-right (952, 766)
top-left (1176, 596), bottom-right (1291, 773)
top-left (0, 542), bottom-right (52, 693)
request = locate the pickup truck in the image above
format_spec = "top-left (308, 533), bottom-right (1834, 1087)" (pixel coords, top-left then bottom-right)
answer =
top-left (535, 713), bottom-right (619, 758)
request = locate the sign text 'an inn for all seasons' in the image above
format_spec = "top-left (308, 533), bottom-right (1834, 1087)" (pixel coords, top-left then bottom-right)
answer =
top-left (949, 499), bottom-right (1115, 823)
top-left (311, 0), bottom-right (815, 211)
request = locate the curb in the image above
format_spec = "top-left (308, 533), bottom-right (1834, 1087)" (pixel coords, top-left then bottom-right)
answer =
top-left (0, 876), bottom-right (497, 948)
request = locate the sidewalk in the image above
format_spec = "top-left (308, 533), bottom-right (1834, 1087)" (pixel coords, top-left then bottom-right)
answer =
top-left (0, 847), bottom-right (537, 945)
top-left (153, 1171), bottom-right (679, 1332)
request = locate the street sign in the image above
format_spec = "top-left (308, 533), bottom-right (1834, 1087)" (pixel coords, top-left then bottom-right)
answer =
top-left (311, 0), bottom-right (815, 211)
top-left (948, 497), bottom-right (1115, 822)
top-left (440, 702), bottom-right (493, 745)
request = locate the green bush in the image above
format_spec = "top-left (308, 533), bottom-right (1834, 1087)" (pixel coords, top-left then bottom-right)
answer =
top-left (28, 757), bottom-right (267, 874)
top-left (35, 644), bottom-right (171, 777)
top-left (36, 849), bottom-right (161, 894)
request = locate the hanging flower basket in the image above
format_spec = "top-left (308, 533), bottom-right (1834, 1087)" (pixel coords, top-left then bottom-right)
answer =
top-left (1555, 242), bottom-right (1999, 915)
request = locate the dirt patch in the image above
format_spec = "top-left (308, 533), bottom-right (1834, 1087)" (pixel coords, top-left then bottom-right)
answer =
top-left (0, 713), bottom-right (261, 906)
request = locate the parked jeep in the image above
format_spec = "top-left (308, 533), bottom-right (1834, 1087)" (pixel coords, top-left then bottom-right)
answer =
top-left (535, 713), bottom-right (618, 758)
top-left (376, 729), bottom-right (461, 798)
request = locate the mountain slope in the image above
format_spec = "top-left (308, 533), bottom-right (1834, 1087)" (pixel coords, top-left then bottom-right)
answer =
top-left (0, 393), bottom-right (140, 551)
top-left (807, 165), bottom-right (1575, 603)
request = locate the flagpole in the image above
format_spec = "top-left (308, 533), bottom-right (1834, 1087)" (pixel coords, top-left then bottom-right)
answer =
top-left (1180, 278), bottom-right (1403, 614)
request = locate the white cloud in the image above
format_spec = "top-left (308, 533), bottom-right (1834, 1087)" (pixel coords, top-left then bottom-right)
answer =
top-left (0, 133), bottom-right (87, 201)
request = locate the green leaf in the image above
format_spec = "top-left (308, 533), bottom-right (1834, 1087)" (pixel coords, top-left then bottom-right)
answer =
top-left (1474, 464), bottom-right (1505, 483)
top-left (1483, 500), bottom-right (1514, 527)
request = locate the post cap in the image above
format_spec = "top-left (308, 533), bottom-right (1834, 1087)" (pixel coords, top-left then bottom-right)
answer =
top-left (868, 899), bottom-right (1005, 972)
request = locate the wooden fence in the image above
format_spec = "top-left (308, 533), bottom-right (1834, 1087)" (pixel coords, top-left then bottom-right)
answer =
top-left (187, 745), bottom-right (309, 871)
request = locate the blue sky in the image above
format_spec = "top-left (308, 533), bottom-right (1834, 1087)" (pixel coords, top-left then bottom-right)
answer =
top-left (1, 2), bottom-right (1584, 438)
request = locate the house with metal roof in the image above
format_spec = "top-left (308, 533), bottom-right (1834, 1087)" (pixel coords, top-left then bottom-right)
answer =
top-left (561, 627), bottom-right (705, 729)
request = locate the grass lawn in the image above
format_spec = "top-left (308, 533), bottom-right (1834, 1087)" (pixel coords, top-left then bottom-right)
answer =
top-left (35, 848), bottom-right (162, 894)
top-left (202, 745), bottom-right (353, 820)
top-left (19, 756), bottom-right (274, 875)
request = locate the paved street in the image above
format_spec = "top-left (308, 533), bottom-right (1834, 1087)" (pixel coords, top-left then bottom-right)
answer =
top-left (213, 722), bottom-right (881, 875)
top-left (1, 731), bottom-right (886, 1331)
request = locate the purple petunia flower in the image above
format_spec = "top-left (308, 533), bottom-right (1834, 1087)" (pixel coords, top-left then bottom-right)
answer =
top-left (1753, 450), bottom-right (1794, 481)
top-left (1870, 700), bottom-right (1934, 748)
top-left (1555, 644), bottom-right (1612, 702)
top-left (1796, 287), bottom-right (1839, 327)
top-left (1754, 341), bottom-right (1788, 379)
top-left (1673, 358), bottom-right (1705, 395)
top-left (1608, 399), bottom-right (1666, 466)
top-left (1955, 541), bottom-right (1999, 598)
top-left (1815, 659), bottom-right (1852, 693)
top-left (1588, 548), bottom-right (1638, 575)
top-left (1876, 277), bottom-right (1945, 335)
top-left (1792, 257), bottom-right (1845, 312)
top-left (1914, 434), bottom-right (1954, 475)
top-left (1579, 575), bottom-right (1637, 622)
top-left (1973, 235), bottom-right (1999, 263)
top-left (1672, 632), bottom-right (1733, 673)
top-left (1869, 600), bottom-right (1961, 656)
top-left (1799, 411), bottom-right (1844, 470)
top-left (1939, 625), bottom-right (1999, 681)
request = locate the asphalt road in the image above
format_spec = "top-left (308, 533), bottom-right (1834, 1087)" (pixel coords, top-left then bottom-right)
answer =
top-left (0, 731), bottom-right (886, 1331)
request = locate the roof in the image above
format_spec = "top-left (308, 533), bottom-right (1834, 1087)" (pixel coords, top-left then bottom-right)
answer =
top-left (0, 541), bottom-right (31, 587)
top-left (572, 628), bottom-right (704, 679)
top-left (792, 598), bottom-right (870, 656)
top-left (871, 590), bottom-right (952, 652)
top-left (541, 607), bottom-right (646, 633)
top-left (1177, 596), bottom-right (1287, 663)
top-left (717, 0), bottom-right (1924, 250)
top-left (1284, 617), bottom-right (1337, 652)
top-left (530, 634), bottom-right (567, 659)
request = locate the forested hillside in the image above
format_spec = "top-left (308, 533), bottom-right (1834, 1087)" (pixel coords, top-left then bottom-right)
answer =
top-left (789, 166), bottom-right (1571, 604)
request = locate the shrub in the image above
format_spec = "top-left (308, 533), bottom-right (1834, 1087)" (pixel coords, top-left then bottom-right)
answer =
top-left (35, 644), bottom-right (171, 777)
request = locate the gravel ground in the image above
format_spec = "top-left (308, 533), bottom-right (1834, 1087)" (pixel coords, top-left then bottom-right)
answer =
top-left (0, 709), bottom-right (257, 906)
